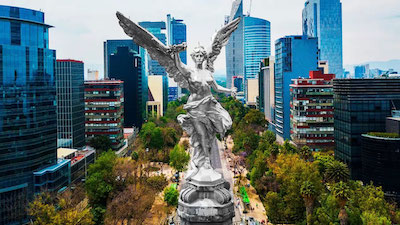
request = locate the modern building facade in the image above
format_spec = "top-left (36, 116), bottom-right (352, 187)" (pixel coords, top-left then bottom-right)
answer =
top-left (246, 79), bottom-right (259, 108)
top-left (139, 21), bottom-right (167, 76)
top-left (361, 120), bottom-right (400, 202)
top-left (33, 159), bottom-right (71, 194)
top-left (147, 75), bottom-right (168, 116)
top-left (333, 78), bottom-right (400, 179)
top-left (225, 0), bottom-right (271, 91)
top-left (56, 59), bottom-right (85, 148)
top-left (290, 71), bottom-right (335, 150)
top-left (84, 80), bottom-right (125, 150)
top-left (303, 0), bottom-right (343, 78)
top-left (354, 64), bottom-right (370, 79)
top-left (167, 14), bottom-right (187, 100)
top-left (274, 35), bottom-right (319, 141)
top-left (109, 46), bottom-right (146, 128)
top-left (259, 57), bottom-right (275, 123)
top-left (0, 6), bottom-right (59, 224)
top-left (57, 147), bottom-right (95, 184)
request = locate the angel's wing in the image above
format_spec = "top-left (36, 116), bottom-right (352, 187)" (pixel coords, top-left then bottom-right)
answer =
top-left (206, 18), bottom-right (241, 72)
top-left (116, 12), bottom-right (189, 87)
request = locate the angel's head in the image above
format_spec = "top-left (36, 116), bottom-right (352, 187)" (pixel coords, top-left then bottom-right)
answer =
top-left (191, 46), bottom-right (207, 66)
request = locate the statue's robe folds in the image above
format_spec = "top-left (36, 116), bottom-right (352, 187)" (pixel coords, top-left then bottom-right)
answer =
top-left (178, 95), bottom-right (232, 169)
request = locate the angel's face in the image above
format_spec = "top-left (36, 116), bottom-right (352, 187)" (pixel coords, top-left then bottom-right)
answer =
top-left (194, 53), bottom-right (205, 65)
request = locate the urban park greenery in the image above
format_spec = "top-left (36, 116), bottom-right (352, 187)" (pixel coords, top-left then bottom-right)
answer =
top-left (220, 97), bottom-right (400, 225)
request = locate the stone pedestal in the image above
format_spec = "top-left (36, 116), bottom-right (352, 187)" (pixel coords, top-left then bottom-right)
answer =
top-left (178, 167), bottom-right (234, 224)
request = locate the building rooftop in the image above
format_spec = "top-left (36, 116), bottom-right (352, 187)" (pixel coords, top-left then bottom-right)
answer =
top-left (33, 159), bottom-right (70, 175)
top-left (57, 59), bottom-right (84, 64)
top-left (57, 148), bottom-right (77, 159)
top-left (85, 79), bottom-right (124, 84)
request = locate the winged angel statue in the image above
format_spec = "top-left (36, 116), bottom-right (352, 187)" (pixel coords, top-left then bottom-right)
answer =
top-left (117, 12), bottom-right (240, 179)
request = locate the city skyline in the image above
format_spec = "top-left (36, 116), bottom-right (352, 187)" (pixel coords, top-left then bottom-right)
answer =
top-left (1, 0), bottom-right (399, 78)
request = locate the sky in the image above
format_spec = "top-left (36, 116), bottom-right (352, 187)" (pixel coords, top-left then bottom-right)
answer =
top-left (2, 0), bottom-right (399, 78)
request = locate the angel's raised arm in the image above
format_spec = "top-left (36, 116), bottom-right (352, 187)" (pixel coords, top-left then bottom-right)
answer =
top-left (168, 43), bottom-right (191, 78)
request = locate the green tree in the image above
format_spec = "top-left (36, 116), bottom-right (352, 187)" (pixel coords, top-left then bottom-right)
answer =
top-left (28, 192), bottom-right (94, 225)
top-left (301, 181), bottom-right (317, 225)
top-left (325, 161), bottom-right (350, 183)
top-left (361, 211), bottom-right (391, 225)
top-left (268, 153), bottom-right (323, 223)
top-left (85, 151), bottom-right (117, 224)
top-left (88, 136), bottom-right (112, 156)
top-left (232, 127), bottom-right (260, 154)
top-left (28, 193), bottom-right (60, 225)
top-left (161, 127), bottom-right (178, 148)
top-left (332, 181), bottom-right (350, 225)
top-left (164, 186), bottom-right (179, 206)
top-left (139, 122), bottom-right (163, 149)
top-left (314, 153), bottom-right (335, 175)
top-left (280, 140), bottom-right (297, 154)
top-left (169, 144), bottom-right (190, 172)
top-left (299, 145), bottom-right (312, 161)
top-left (242, 109), bottom-right (267, 132)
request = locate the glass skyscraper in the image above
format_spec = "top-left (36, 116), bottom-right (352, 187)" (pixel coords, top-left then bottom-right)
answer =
top-left (109, 47), bottom-right (145, 128)
top-left (302, 0), bottom-right (343, 78)
top-left (333, 78), bottom-right (400, 179)
top-left (0, 6), bottom-right (58, 224)
top-left (56, 59), bottom-right (85, 148)
top-left (225, 0), bottom-right (271, 94)
top-left (138, 21), bottom-right (167, 76)
top-left (274, 35), bottom-right (319, 141)
top-left (104, 40), bottom-right (148, 127)
top-left (167, 14), bottom-right (187, 100)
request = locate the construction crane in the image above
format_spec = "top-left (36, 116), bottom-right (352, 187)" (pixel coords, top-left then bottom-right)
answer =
top-left (246, 0), bottom-right (253, 16)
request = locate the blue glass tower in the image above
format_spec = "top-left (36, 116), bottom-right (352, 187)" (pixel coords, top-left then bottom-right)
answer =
top-left (138, 21), bottom-right (167, 76)
top-left (167, 14), bottom-right (187, 100)
top-left (104, 40), bottom-right (148, 126)
top-left (0, 5), bottom-right (59, 224)
top-left (303, 0), bottom-right (343, 78)
top-left (274, 35), bottom-right (319, 141)
top-left (56, 59), bottom-right (85, 148)
top-left (225, 0), bottom-right (271, 91)
top-left (109, 47), bottom-right (145, 128)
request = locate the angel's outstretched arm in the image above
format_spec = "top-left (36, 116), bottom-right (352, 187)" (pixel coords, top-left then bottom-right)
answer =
top-left (210, 78), bottom-right (235, 95)
top-left (169, 43), bottom-right (191, 77)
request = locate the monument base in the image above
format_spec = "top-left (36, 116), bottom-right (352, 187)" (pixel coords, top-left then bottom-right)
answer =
top-left (178, 167), bottom-right (234, 224)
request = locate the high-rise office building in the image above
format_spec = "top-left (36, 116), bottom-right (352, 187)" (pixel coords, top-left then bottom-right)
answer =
top-left (259, 57), bottom-right (275, 124)
top-left (167, 14), bottom-right (187, 100)
top-left (333, 78), bottom-right (400, 179)
top-left (274, 35), bottom-right (319, 142)
top-left (139, 21), bottom-right (167, 76)
top-left (56, 59), bottom-right (85, 148)
top-left (290, 71), bottom-right (335, 150)
top-left (303, 0), bottom-right (343, 78)
top-left (84, 80), bottom-right (125, 150)
top-left (361, 116), bottom-right (400, 202)
top-left (354, 64), bottom-right (370, 79)
top-left (109, 46), bottom-right (146, 128)
top-left (225, 0), bottom-right (271, 93)
top-left (0, 6), bottom-right (71, 224)
top-left (103, 40), bottom-right (148, 101)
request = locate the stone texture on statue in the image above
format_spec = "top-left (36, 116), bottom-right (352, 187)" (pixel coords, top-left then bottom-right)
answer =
top-left (116, 12), bottom-right (240, 224)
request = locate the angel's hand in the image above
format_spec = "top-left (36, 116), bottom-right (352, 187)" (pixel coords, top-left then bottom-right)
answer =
top-left (231, 87), bottom-right (237, 98)
top-left (167, 42), bottom-right (187, 55)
